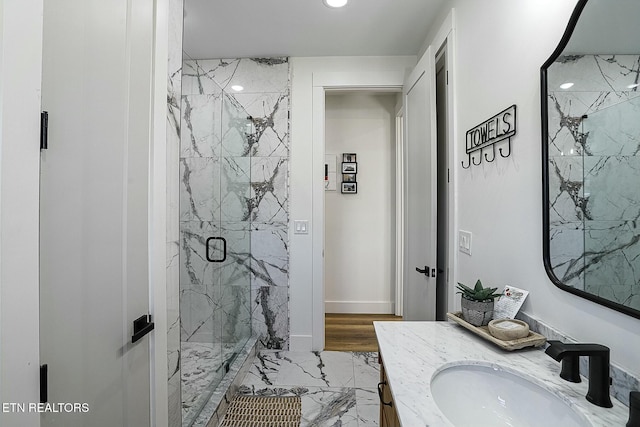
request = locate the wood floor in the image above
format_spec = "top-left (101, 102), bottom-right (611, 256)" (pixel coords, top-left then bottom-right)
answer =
top-left (324, 313), bottom-right (403, 352)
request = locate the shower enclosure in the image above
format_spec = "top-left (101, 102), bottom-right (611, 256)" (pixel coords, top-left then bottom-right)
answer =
top-left (547, 54), bottom-right (640, 310)
top-left (179, 60), bottom-right (254, 425)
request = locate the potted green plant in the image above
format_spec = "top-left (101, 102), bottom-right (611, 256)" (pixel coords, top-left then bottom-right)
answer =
top-left (456, 280), bottom-right (502, 327)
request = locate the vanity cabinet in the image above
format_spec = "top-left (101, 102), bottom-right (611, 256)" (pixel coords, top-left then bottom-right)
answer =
top-left (378, 354), bottom-right (400, 427)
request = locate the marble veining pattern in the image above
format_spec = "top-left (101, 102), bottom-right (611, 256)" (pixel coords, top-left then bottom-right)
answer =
top-left (547, 54), bottom-right (640, 309)
top-left (182, 58), bottom-right (289, 97)
top-left (181, 341), bottom-right (252, 426)
top-left (191, 337), bottom-right (259, 427)
top-left (237, 351), bottom-right (380, 427)
top-left (375, 321), bottom-right (628, 427)
top-left (180, 57), bottom-right (290, 355)
top-left (181, 342), bottom-right (226, 424)
top-left (179, 56), bottom-right (289, 424)
top-left (181, 93), bottom-right (223, 159)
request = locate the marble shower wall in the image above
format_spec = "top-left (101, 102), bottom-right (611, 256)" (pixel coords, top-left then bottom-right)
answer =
top-left (180, 58), bottom-right (290, 350)
top-left (547, 54), bottom-right (640, 309)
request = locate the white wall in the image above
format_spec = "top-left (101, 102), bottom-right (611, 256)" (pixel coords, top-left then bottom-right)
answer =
top-left (289, 56), bottom-right (416, 350)
top-left (429, 0), bottom-right (640, 375)
top-left (0, 1), bottom-right (43, 426)
top-left (324, 93), bottom-right (397, 314)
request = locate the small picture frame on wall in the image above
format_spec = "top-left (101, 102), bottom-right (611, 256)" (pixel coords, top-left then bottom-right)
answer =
top-left (342, 173), bottom-right (356, 182)
top-left (343, 153), bottom-right (357, 162)
top-left (342, 162), bottom-right (357, 173)
top-left (341, 182), bottom-right (357, 194)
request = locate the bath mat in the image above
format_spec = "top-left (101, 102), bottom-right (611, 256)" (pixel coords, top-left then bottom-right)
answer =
top-left (219, 395), bottom-right (302, 427)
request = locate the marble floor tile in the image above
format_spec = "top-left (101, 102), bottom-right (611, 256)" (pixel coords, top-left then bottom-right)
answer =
top-left (301, 387), bottom-right (359, 427)
top-left (355, 388), bottom-right (379, 427)
top-left (274, 351), bottom-right (355, 388)
top-left (353, 352), bottom-right (380, 389)
top-left (237, 350), bottom-right (380, 427)
top-left (240, 350), bottom-right (281, 387)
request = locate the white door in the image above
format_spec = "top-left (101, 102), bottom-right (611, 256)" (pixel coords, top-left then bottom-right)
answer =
top-left (403, 53), bottom-right (437, 321)
top-left (39, 1), bottom-right (155, 425)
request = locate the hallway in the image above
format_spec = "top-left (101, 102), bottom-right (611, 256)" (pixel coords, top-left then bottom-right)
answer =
top-left (324, 314), bottom-right (402, 351)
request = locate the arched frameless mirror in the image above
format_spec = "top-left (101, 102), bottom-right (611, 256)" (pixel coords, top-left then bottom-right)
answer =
top-left (542, 0), bottom-right (640, 319)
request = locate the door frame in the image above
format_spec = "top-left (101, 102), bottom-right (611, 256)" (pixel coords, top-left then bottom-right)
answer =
top-left (150, 0), bottom-right (171, 424)
top-left (310, 9), bottom-right (457, 346)
top-left (432, 10), bottom-right (459, 315)
top-left (394, 108), bottom-right (405, 317)
top-left (311, 72), bottom-right (405, 350)
top-left (405, 9), bottom-right (458, 318)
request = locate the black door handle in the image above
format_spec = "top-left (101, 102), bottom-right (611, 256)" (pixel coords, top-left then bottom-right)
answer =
top-left (416, 266), bottom-right (430, 275)
top-left (40, 364), bottom-right (48, 403)
top-left (132, 314), bottom-right (155, 343)
top-left (206, 237), bottom-right (227, 263)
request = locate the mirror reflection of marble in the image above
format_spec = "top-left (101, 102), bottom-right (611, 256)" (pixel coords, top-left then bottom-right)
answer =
top-left (542, 0), bottom-right (640, 319)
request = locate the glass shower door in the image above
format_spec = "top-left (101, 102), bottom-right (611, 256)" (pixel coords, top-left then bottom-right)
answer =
top-left (581, 96), bottom-right (640, 306)
top-left (179, 84), bottom-right (225, 425)
top-left (219, 92), bottom-right (253, 372)
top-left (180, 79), bottom-right (253, 426)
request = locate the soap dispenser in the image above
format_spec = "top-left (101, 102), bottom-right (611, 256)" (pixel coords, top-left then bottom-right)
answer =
top-left (628, 391), bottom-right (640, 427)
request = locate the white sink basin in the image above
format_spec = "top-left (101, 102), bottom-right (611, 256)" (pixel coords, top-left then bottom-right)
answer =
top-left (430, 363), bottom-right (591, 427)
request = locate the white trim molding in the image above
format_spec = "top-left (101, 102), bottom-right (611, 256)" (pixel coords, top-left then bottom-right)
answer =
top-left (325, 301), bottom-right (395, 314)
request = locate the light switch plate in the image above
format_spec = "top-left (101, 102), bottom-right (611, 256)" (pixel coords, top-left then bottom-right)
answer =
top-left (459, 230), bottom-right (472, 255)
top-left (294, 220), bottom-right (309, 234)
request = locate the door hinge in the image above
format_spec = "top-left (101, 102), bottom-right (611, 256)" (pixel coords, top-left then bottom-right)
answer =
top-left (40, 364), bottom-right (48, 403)
top-left (447, 168), bottom-right (450, 183)
top-left (40, 111), bottom-right (49, 150)
top-left (446, 71), bottom-right (449, 85)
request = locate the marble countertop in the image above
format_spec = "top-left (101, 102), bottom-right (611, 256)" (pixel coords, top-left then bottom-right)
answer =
top-left (374, 321), bottom-right (628, 427)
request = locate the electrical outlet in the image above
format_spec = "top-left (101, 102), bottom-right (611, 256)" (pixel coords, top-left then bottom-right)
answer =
top-left (459, 230), bottom-right (472, 255)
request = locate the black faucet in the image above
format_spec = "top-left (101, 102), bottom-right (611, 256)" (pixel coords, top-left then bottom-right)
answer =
top-left (628, 391), bottom-right (640, 427)
top-left (545, 340), bottom-right (613, 408)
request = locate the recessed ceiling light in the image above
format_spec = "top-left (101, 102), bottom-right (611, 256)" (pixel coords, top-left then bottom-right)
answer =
top-left (323, 0), bottom-right (348, 8)
top-left (559, 82), bottom-right (574, 90)
top-left (231, 85), bottom-right (244, 92)
top-left (627, 83), bottom-right (638, 89)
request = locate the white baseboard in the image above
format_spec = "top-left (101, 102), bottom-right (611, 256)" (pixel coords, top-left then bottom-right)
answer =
top-left (325, 301), bottom-right (394, 314)
top-left (289, 334), bottom-right (313, 351)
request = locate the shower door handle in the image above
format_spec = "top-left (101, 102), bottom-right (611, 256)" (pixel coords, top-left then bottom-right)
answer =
top-left (206, 237), bottom-right (227, 263)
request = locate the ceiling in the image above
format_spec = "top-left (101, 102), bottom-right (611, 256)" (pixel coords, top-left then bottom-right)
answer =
top-left (183, 0), bottom-right (448, 59)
